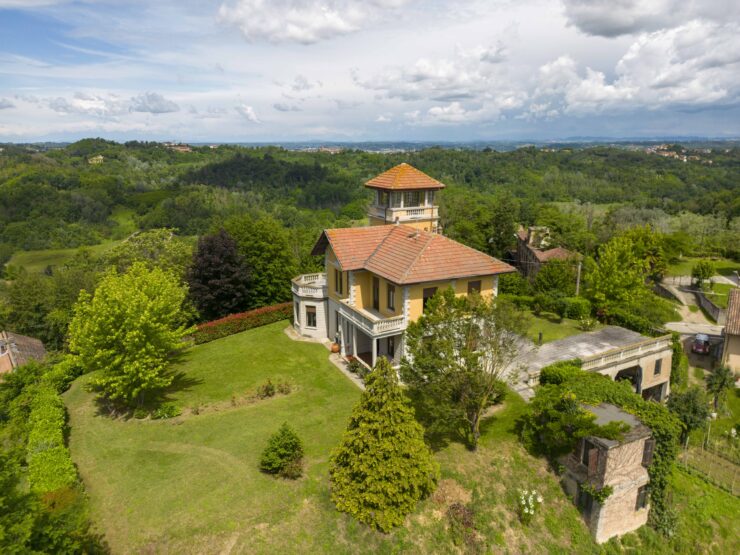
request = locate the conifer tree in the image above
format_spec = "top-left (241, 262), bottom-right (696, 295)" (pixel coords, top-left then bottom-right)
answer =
top-left (187, 229), bottom-right (251, 321)
top-left (329, 357), bottom-right (439, 532)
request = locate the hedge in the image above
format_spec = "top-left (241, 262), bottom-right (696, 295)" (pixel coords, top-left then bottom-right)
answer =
top-left (499, 294), bottom-right (535, 310)
top-left (26, 383), bottom-right (78, 494)
top-left (192, 302), bottom-right (293, 344)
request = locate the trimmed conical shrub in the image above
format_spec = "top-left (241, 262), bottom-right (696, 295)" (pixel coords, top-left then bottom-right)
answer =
top-left (329, 357), bottom-right (439, 532)
top-left (260, 422), bottom-right (304, 479)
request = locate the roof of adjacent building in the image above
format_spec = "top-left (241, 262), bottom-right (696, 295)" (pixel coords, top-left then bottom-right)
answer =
top-left (726, 288), bottom-right (740, 336)
top-left (585, 403), bottom-right (651, 446)
top-left (533, 246), bottom-right (577, 263)
top-left (0, 331), bottom-right (46, 369)
top-left (365, 163), bottom-right (445, 191)
top-left (311, 224), bottom-right (515, 284)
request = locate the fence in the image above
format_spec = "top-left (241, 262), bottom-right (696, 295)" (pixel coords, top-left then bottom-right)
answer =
top-left (678, 437), bottom-right (740, 496)
top-left (695, 291), bottom-right (726, 324)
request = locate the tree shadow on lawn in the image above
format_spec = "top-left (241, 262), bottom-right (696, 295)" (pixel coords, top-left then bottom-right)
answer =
top-left (92, 369), bottom-right (203, 420)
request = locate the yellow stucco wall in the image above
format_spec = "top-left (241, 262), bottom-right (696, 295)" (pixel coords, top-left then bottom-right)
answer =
top-left (407, 275), bottom-right (496, 321)
top-left (352, 270), bottom-right (403, 318)
top-left (723, 334), bottom-right (740, 372)
top-left (326, 248), bottom-right (348, 301)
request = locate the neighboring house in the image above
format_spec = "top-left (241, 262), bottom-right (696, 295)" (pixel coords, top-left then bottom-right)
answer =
top-left (515, 225), bottom-right (578, 278)
top-left (561, 403), bottom-right (654, 544)
top-left (292, 164), bottom-right (515, 368)
top-left (721, 288), bottom-right (740, 372)
top-left (88, 155), bottom-right (104, 165)
top-left (0, 331), bottom-right (47, 376)
top-left (520, 326), bottom-right (672, 402)
top-left (366, 163), bottom-right (444, 233)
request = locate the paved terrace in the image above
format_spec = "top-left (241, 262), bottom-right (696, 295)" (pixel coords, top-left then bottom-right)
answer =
top-left (512, 326), bottom-right (648, 401)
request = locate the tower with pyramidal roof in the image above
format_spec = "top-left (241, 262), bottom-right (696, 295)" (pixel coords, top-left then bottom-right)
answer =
top-left (365, 163), bottom-right (443, 233)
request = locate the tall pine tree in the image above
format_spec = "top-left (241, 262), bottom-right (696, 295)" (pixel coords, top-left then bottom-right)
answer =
top-left (329, 358), bottom-right (439, 532)
top-left (187, 229), bottom-right (252, 321)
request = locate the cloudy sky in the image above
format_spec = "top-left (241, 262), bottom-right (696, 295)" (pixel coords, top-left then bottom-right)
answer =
top-left (0, 0), bottom-right (739, 142)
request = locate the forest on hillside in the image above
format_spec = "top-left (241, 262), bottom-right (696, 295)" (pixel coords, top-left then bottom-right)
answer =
top-left (1, 138), bottom-right (737, 260)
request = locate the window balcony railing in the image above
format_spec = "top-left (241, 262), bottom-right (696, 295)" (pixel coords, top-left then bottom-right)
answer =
top-left (368, 205), bottom-right (438, 222)
top-left (291, 273), bottom-right (327, 298)
top-left (338, 299), bottom-right (405, 336)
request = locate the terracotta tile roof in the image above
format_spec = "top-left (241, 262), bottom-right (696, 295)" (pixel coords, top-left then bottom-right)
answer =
top-left (535, 246), bottom-right (577, 262)
top-left (0, 331), bottom-right (46, 369)
top-left (365, 163), bottom-right (445, 191)
top-left (312, 225), bottom-right (515, 284)
top-left (726, 289), bottom-right (740, 336)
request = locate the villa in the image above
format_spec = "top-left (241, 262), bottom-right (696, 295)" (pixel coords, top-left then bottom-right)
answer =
top-left (291, 163), bottom-right (515, 367)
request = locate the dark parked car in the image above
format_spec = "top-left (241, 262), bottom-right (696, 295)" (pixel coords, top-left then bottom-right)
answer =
top-left (691, 333), bottom-right (711, 355)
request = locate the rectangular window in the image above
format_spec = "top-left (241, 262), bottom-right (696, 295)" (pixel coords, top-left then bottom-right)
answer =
top-left (467, 280), bottom-right (482, 294)
top-left (635, 485), bottom-right (649, 510)
top-left (388, 336), bottom-right (395, 358)
top-left (334, 268), bottom-right (343, 295)
top-left (423, 287), bottom-right (438, 311)
top-left (306, 306), bottom-right (317, 328)
top-left (335, 311), bottom-right (341, 337)
top-left (427, 190), bottom-right (435, 206)
top-left (403, 191), bottom-right (421, 207)
top-left (654, 359), bottom-right (662, 376)
top-left (391, 192), bottom-right (402, 207)
top-left (387, 283), bottom-right (396, 310)
top-left (294, 302), bottom-right (299, 323)
top-left (372, 277), bottom-right (380, 310)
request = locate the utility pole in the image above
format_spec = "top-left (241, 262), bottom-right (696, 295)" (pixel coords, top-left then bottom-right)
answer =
top-left (575, 261), bottom-right (582, 296)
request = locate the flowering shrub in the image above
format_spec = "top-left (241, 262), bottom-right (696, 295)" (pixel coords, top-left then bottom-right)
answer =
top-left (517, 489), bottom-right (543, 525)
top-left (191, 302), bottom-right (292, 344)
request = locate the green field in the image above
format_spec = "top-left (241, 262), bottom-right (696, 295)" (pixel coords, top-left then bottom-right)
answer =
top-left (6, 241), bottom-right (121, 274)
top-left (666, 257), bottom-right (740, 278)
top-left (64, 321), bottom-right (739, 554)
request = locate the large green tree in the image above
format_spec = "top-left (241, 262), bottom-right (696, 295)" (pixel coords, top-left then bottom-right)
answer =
top-left (533, 259), bottom-right (576, 296)
top-left (103, 228), bottom-right (193, 279)
top-left (224, 215), bottom-right (298, 308)
top-left (667, 387), bottom-right (710, 444)
top-left (585, 236), bottom-right (648, 310)
top-left (68, 262), bottom-right (191, 408)
top-left (401, 289), bottom-right (529, 449)
top-left (187, 229), bottom-right (252, 321)
top-left (329, 357), bottom-right (439, 532)
top-left (705, 366), bottom-right (735, 412)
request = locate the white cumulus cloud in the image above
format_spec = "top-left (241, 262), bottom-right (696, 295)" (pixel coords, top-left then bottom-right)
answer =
top-left (130, 92), bottom-right (180, 114)
top-left (0, 98), bottom-right (14, 110)
top-left (235, 103), bottom-right (260, 122)
top-left (218, 0), bottom-right (411, 44)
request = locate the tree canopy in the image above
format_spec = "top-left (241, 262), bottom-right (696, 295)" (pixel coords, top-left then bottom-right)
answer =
top-left (68, 262), bottom-right (191, 408)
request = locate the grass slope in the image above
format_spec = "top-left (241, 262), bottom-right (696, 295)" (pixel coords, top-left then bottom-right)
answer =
top-left (666, 257), bottom-right (740, 278)
top-left (7, 241), bottom-right (120, 273)
top-left (527, 312), bottom-right (602, 344)
top-left (65, 321), bottom-right (739, 554)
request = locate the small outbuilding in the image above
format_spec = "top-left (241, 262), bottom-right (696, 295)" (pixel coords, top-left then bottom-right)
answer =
top-left (560, 403), bottom-right (654, 544)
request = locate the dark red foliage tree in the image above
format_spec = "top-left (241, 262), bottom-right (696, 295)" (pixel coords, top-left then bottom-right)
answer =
top-left (187, 229), bottom-right (252, 321)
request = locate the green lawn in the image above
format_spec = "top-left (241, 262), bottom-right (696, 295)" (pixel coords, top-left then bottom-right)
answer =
top-left (64, 321), bottom-right (739, 554)
top-left (527, 312), bottom-right (602, 344)
top-left (7, 241), bottom-right (120, 273)
top-left (705, 283), bottom-right (737, 309)
top-left (667, 257), bottom-right (740, 277)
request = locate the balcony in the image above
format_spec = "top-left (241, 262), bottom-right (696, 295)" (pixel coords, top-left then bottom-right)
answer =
top-left (368, 205), bottom-right (438, 223)
top-left (581, 335), bottom-right (672, 372)
top-left (291, 273), bottom-right (327, 299)
top-left (338, 299), bottom-right (406, 337)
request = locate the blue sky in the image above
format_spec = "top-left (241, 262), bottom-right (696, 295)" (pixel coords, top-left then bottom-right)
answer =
top-left (0, 0), bottom-right (738, 142)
